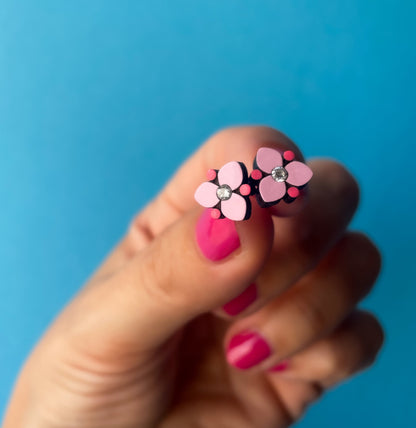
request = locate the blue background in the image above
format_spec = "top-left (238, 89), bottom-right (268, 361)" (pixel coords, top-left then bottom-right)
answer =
top-left (1, 1), bottom-right (415, 425)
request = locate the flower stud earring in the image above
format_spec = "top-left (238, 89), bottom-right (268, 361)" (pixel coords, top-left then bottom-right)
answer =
top-left (194, 161), bottom-right (252, 221)
top-left (194, 148), bottom-right (313, 221)
top-left (251, 147), bottom-right (313, 208)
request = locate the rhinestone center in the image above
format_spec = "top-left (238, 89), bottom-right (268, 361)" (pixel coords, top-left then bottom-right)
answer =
top-left (271, 166), bottom-right (288, 182)
top-left (216, 184), bottom-right (232, 201)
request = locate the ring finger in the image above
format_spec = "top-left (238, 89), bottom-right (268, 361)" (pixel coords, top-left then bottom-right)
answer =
top-left (268, 310), bottom-right (384, 386)
top-left (264, 310), bottom-right (384, 422)
top-left (224, 231), bottom-right (381, 370)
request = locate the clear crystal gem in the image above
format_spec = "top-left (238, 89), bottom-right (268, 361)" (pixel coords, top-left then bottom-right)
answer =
top-left (216, 184), bottom-right (232, 201)
top-left (271, 166), bottom-right (288, 182)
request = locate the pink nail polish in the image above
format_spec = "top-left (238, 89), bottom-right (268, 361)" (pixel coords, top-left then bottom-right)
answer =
top-left (222, 283), bottom-right (257, 316)
top-left (196, 209), bottom-right (240, 261)
top-left (226, 331), bottom-right (271, 370)
top-left (268, 360), bottom-right (289, 372)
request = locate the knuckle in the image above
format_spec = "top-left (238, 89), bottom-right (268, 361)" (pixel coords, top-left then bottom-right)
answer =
top-left (129, 193), bottom-right (183, 241)
top-left (336, 312), bottom-right (385, 377)
top-left (328, 161), bottom-right (360, 208)
top-left (313, 159), bottom-right (360, 211)
top-left (358, 311), bottom-right (385, 366)
top-left (127, 213), bottom-right (154, 248)
top-left (291, 291), bottom-right (330, 337)
top-left (343, 232), bottom-right (383, 297)
top-left (328, 232), bottom-right (382, 306)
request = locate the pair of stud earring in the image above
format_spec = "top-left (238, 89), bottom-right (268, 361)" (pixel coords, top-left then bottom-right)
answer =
top-left (194, 147), bottom-right (313, 221)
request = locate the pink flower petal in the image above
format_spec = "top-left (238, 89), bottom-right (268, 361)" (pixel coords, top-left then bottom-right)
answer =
top-left (256, 147), bottom-right (283, 173)
top-left (218, 161), bottom-right (244, 190)
top-left (221, 193), bottom-right (247, 221)
top-left (194, 182), bottom-right (219, 207)
top-left (285, 161), bottom-right (313, 186)
top-left (259, 175), bottom-right (286, 203)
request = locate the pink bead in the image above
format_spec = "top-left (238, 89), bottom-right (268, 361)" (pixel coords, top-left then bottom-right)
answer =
top-left (207, 169), bottom-right (217, 181)
top-left (283, 150), bottom-right (295, 161)
top-left (287, 187), bottom-right (300, 198)
top-left (239, 184), bottom-right (251, 196)
top-left (210, 208), bottom-right (221, 219)
top-left (251, 169), bottom-right (262, 180)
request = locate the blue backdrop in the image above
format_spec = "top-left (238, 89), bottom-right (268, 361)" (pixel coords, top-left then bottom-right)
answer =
top-left (1, 1), bottom-right (415, 425)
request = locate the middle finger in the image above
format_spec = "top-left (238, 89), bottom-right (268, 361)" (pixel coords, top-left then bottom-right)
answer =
top-left (220, 158), bottom-right (359, 317)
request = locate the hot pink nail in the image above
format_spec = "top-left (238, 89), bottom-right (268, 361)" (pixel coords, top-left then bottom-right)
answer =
top-left (196, 209), bottom-right (240, 261)
top-left (222, 283), bottom-right (257, 316)
top-left (269, 360), bottom-right (289, 372)
top-left (226, 331), bottom-right (271, 370)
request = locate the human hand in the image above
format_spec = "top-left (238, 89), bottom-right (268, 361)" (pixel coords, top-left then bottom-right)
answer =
top-left (3, 126), bottom-right (383, 428)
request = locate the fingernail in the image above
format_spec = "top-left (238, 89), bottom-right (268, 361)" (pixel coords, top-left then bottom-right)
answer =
top-left (222, 283), bottom-right (257, 316)
top-left (226, 331), bottom-right (271, 370)
top-left (268, 360), bottom-right (289, 372)
top-left (196, 209), bottom-right (240, 261)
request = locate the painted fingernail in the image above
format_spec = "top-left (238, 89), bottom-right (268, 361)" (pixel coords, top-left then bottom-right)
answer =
top-left (268, 360), bottom-right (289, 372)
top-left (196, 209), bottom-right (240, 261)
top-left (226, 331), bottom-right (271, 370)
top-left (222, 283), bottom-right (257, 316)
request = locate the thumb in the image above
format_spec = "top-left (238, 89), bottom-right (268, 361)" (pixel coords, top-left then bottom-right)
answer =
top-left (64, 205), bottom-right (273, 355)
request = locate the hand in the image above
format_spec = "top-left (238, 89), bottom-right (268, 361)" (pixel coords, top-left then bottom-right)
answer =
top-left (3, 126), bottom-right (383, 428)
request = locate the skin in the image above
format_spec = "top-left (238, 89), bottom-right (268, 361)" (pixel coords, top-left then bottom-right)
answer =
top-left (2, 126), bottom-right (384, 428)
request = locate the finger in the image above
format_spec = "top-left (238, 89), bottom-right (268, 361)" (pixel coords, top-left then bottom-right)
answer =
top-left (145, 126), bottom-right (305, 232)
top-left (219, 159), bottom-right (359, 317)
top-left (224, 232), bottom-right (381, 370)
top-left (58, 204), bottom-right (274, 357)
top-left (95, 126), bottom-right (306, 279)
top-left (136, 126), bottom-right (304, 238)
top-left (262, 312), bottom-right (383, 424)
top-left (267, 310), bottom-right (385, 388)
